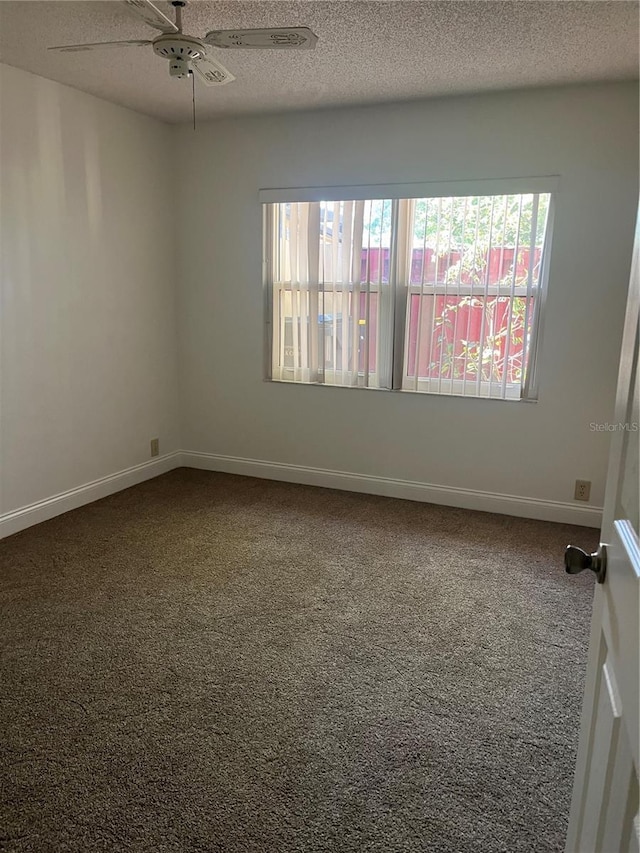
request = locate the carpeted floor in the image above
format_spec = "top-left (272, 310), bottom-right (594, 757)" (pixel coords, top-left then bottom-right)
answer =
top-left (0, 469), bottom-right (597, 853)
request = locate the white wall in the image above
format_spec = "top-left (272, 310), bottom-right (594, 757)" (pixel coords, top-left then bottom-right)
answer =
top-left (175, 83), bottom-right (638, 514)
top-left (0, 64), bottom-right (179, 517)
top-left (1, 74), bottom-right (636, 529)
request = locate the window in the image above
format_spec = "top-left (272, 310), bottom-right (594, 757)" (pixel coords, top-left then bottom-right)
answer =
top-left (263, 180), bottom-right (554, 401)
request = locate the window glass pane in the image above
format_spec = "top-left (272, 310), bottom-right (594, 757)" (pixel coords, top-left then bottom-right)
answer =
top-left (406, 294), bottom-right (531, 386)
top-left (271, 199), bottom-right (390, 387)
top-left (410, 195), bottom-right (549, 284)
top-left (403, 193), bottom-right (550, 398)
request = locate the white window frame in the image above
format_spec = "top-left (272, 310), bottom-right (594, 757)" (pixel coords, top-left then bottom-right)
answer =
top-left (261, 176), bottom-right (558, 402)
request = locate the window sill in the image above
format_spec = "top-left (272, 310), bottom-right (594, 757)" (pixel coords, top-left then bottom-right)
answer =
top-left (266, 377), bottom-right (538, 403)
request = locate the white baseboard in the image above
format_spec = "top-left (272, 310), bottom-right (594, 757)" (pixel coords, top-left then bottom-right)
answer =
top-left (182, 451), bottom-right (602, 528)
top-left (0, 452), bottom-right (182, 540)
top-left (0, 448), bottom-right (602, 539)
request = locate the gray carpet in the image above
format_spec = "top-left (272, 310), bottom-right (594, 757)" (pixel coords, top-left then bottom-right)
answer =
top-left (0, 468), bottom-right (596, 853)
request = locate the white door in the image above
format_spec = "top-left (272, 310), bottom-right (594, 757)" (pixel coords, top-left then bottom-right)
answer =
top-left (564, 208), bottom-right (640, 853)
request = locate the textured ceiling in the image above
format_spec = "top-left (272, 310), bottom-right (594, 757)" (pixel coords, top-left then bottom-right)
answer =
top-left (0, 1), bottom-right (638, 124)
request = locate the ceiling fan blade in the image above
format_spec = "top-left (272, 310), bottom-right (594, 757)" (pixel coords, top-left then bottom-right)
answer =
top-left (204, 27), bottom-right (318, 50)
top-left (48, 39), bottom-right (152, 53)
top-left (192, 53), bottom-right (235, 86)
top-left (122, 0), bottom-right (178, 33)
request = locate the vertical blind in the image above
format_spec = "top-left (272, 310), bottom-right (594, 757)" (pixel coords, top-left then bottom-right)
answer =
top-left (266, 190), bottom-right (552, 400)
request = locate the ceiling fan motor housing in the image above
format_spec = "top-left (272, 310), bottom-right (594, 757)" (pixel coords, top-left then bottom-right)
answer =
top-left (152, 34), bottom-right (206, 78)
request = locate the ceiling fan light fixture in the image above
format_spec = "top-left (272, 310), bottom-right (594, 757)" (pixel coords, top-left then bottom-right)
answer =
top-left (169, 56), bottom-right (190, 78)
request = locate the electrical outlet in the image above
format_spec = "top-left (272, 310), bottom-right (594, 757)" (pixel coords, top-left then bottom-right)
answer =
top-left (150, 438), bottom-right (160, 458)
top-left (574, 479), bottom-right (591, 502)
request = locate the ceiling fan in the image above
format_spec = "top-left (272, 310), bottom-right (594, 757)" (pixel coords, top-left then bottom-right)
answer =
top-left (48, 0), bottom-right (318, 87)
